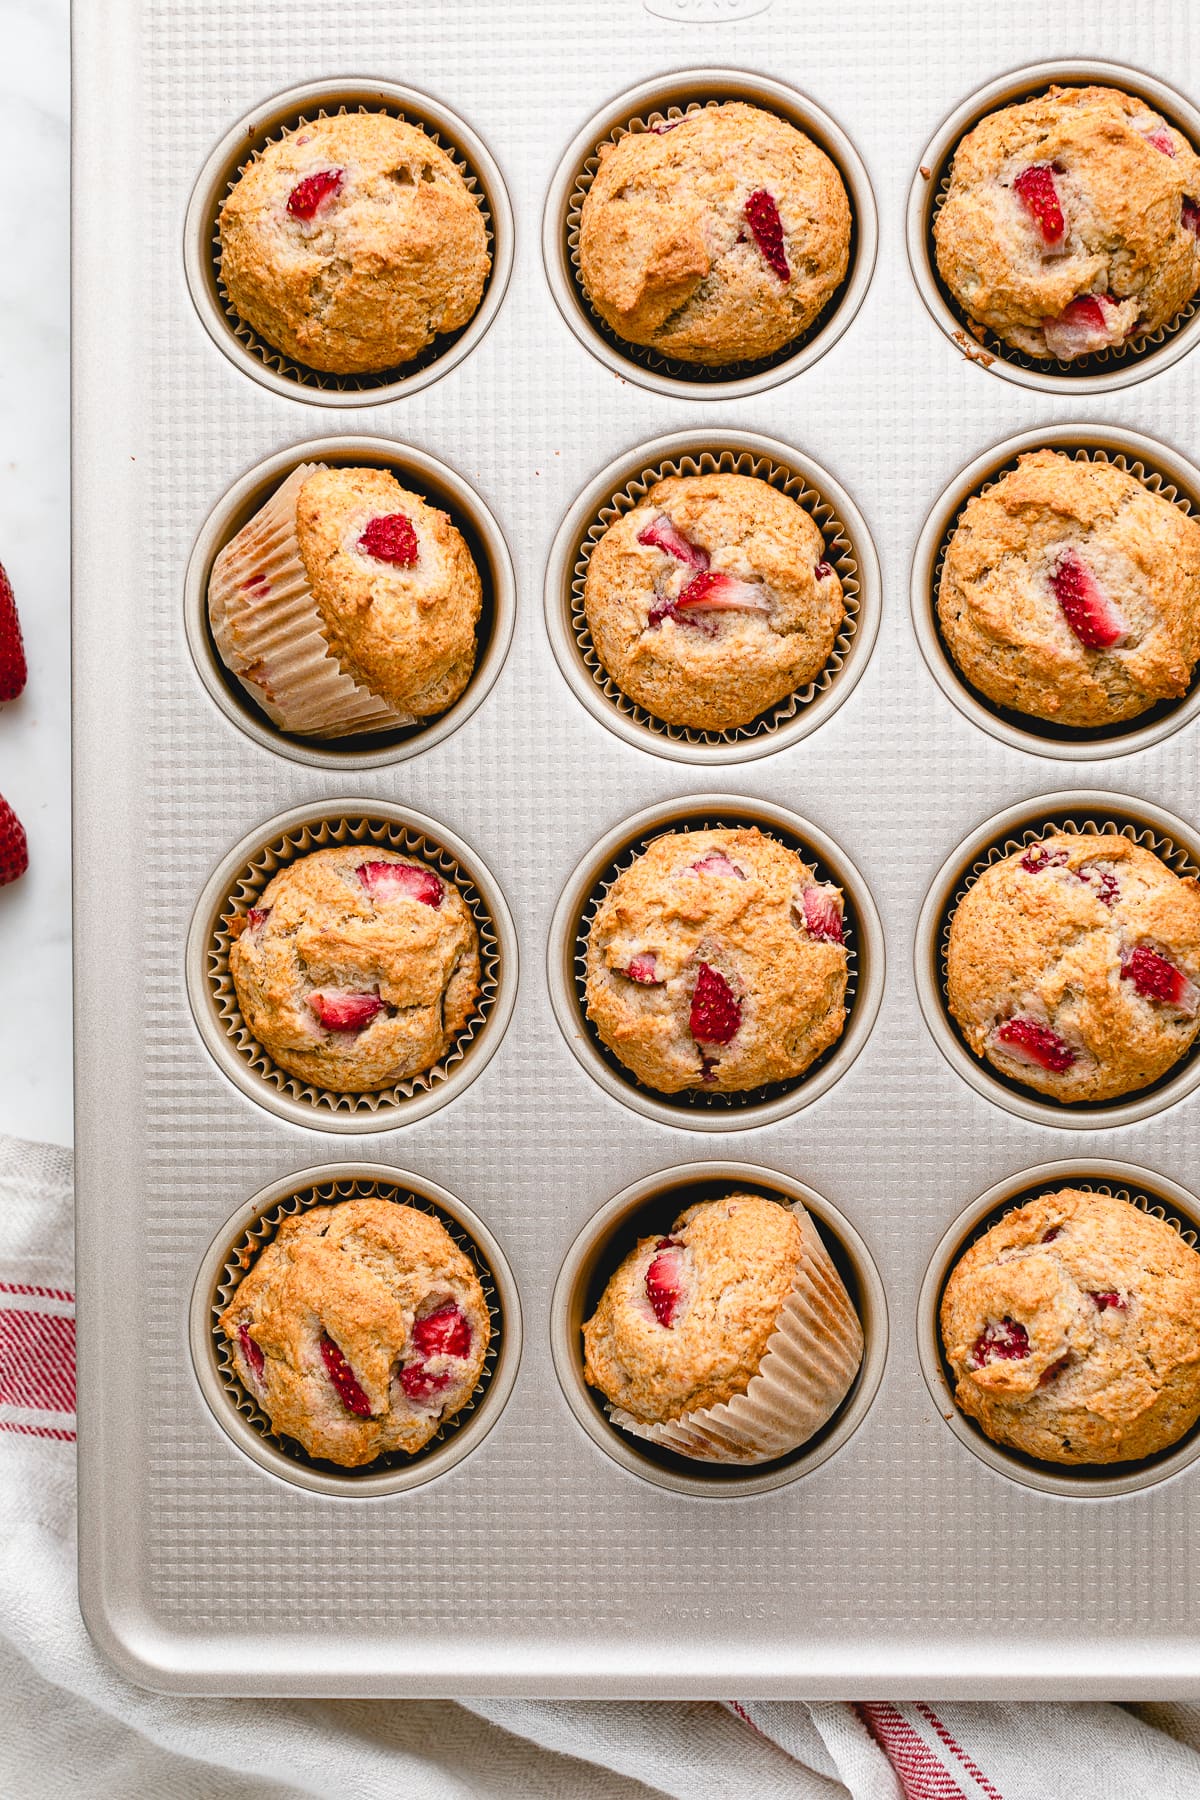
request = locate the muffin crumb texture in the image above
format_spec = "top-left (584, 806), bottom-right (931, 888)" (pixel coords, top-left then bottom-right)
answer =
top-left (220, 1195), bottom-right (490, 1466)
top-left (940, 1188), bottom-right (1200, 1464)
top-left (578, 102), bottom-right (851, 366)
top-left (946, 831), bottom-right (1200, 1103)
top-left (934, 86), bottom-right (1200, 362)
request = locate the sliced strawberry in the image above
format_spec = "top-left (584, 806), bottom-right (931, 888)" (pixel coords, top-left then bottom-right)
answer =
top-left (992, 1017), bottom-right (1077, 1073)
top-left (398, 1360), bottom-right (455, 1405)
top-left (237, 1323), bottom-right (265, 1387)
top-left (645, 594), bottom-right (717, 636)
top-left (0, 562), bottom-right (27, 703)
top-left (624, 953), bottom-right (660, 984)
top-left (742, 189), bottom-right (789, 281)
top-left (970, 1317), bottom-right (1030, 1368)
top-left (1120, 944), bottom-right (1200, 1015)
top-left (357, 859), bottom-right (443, 908)
top-left (1042, 294), bottom-right (1125, 360)
top-left (1013, 163), bottom-right (1065, 244)
top-left (1049, 549), bottom-right (1128, 650)
top-left (246, 906), bottom-right (271, 932)
top-left (411, 1302), bottom-right (472, 1360)
top-left (1077, 863), bottom-right (1119, 908)
top-left (689, 962), bottom-right (741, 1045)
top-left (358, 513), bottom-right (419, 566)
top-left (1145, 129), bottom-right (1177, 156)
top-left (0, 795), bottom-right (28, 888)
top-left (286, 168), bottom-right (343, 219)
top-left (676, 570), bottom-right (771, 614)
top-left (308, 989), bottom-right (386, 1032)
top-left (699, 1054), bottom-right (720, 1084)
top-left (688, 850), bottom-right (745, 879)
top-left (814, 560), bottom-right (834, 581)
top-left (1091, 1291), bottom-right (1127, 1311)
top-left (1020, 842), bottom-right (1068, 874)
top-left (645, 1240), bottom-right (685, 1327)
top-left (636, 515), bottom-right (709, 572)
top-left (320, 1333), bottom-right (373, 1416)
top-left (800, 885), bottom-right (844, 944)
top-left (1184, 198), bottom-right (1200, 234)
top-left (1041, 1226), bottom-right (1063, 1243)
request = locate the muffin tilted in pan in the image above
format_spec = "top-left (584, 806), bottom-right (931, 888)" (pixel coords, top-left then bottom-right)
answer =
top-left (218, 111), bottom-right (490, 375)
top-left (584, 826), bottom-right (848, 1094)
top-left (946, 831), bottom-right (1200, 1104)
top-left (583, 1191), bottom-right (862, 1464)
top-left (220, 1195), bottom-right (490, 1467)
top-left (934, 85), bottom-right (1200, 362)
top-left (938, 450), bottom-right (1200, 728)
top-left (578, 102), bottom-right (850, 366)
top-left (583, 472), bottom-right (844, 730)
top-left (228, 845), bottom-right (480, 1093)
top-left (208, 463), bottom-right (482, 739)
top-left (940, 1188), bottom-right (1200, 1465)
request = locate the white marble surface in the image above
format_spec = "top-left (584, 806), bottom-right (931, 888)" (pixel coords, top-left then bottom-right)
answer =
top-left (0, 1), bottom-right (71, 1145)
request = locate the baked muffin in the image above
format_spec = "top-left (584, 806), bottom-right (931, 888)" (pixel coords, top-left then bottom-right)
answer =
top-left (228, 845), bottom-right (480, 1093)
top-left (583, 473), bottom-right (844, 730)
top-left (583, 1191), bottom-right (862, 1462)
top-left (218, 111), bottom-right (490, 374)
top-left (946, 831), bottom-right (1200, 1103)
top-left (220, 1195), bottom-right (490, 1466)
top-left (938, 450), bottom-right (1200, 728)
top-left (934, 86), bottom-right (1200, 362)
top-left (584, 826), bottom-right (848, 1094)
top-left (577, 102), bottom-right (851, 366)
top-left (209, 463), bottom-right (482, 737)
top-left (940, 1188), bottom-right (1200, 1465)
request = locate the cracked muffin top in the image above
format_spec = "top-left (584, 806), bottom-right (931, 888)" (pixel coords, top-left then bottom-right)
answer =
top-left (937, 450), bottom-right (1200, 728)
top-left (934, 85), bottom-right (1200, 362)
top-left (582, 1192), bottom-right (806, 1423)
top-left (940, 1187), bottom-right (1200, 1465)
top-left (228, 844), bottom-right (480, 1094)
top-left (583, 472), bottom-right (845, 731)
top-left (218, 111), bottom-right (490, 374)
top-left (946, 831), bottom-right (1200, 1104)
top-left (577, 102), bottom-right (851, 366)
top-left (584, 826), bottom-right (848, 1095)
top-left (220, 1195), bottom-right (490, 1466)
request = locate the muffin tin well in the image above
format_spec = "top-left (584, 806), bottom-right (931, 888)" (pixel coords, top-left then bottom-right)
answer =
top-left (183, 436), bottom-right (516, 769)
top-left (542, 68), bottom-right (878, 400)
top-left (544, 429), bottom-right (880, 763)
top-left (185, 801), bottom-right (518, 1131)
top-left (183, 78), bottom-right (514, 403)
top-left (911, 423), bottom-right (1200, 759)
top-left (906, 59), bottom-right (1200, 394)
top-left (551, 1162), bottom-right (887, 1497)
top-left (916, 1160), bottom-right (1200, 1499)
top-left (190, 1165), bottom-right (522, 1496)
top-left (915, 792), bottom-right (1200, 1129)
top-left (547, 794), bottom-right (884, 1131)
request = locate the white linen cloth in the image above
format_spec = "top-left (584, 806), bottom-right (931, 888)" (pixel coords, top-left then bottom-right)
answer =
top-left (5, 1131), bottom-right (1200, 1800)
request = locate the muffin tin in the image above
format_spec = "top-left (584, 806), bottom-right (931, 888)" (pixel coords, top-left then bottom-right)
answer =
top-left (74, 0), bottom-right (1200, 1699)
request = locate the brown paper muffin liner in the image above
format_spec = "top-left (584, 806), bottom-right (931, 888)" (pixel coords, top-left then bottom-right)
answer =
top-left (569, 447), bottom-right (860, 747)
top-left (208, 462), bottom-right (419, 738)
top-left (573, 806), bottom-right (860, 1116)
top-left (212, 101), bottom-right (495, 396)
top-left (207, 814), bottom-right (501, 1118)
top-left (930, 445), bottom-right (1200, 744)
top-left (609, 1205), bottom-right (863, 1464)
top-left (566, 98), bottom-right (852, 386)
top-left (212, 1175), bottom-right (502, 1476)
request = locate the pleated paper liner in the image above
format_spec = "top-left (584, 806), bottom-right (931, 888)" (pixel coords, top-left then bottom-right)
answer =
top-left (926, 440), bottom-right (1200, 751)
top-left (569, 446), bottom-right (860, 749)
top-left (208, 814), bottom-right (501, 1119)
top-left (937, 809), bottom-right (1200, 1117)
top-left (573, 806), bottom-right (862, 1117)
top-left (564, 96), bottom-right (858, 387)
top-left (609, 1205), bottom-right (863, 1464)
top-left (212, 1175), bottom-right (503, 1480)
top-left (209, 98), bottom-right (497, 395)
top-left (207, 461), bottom-right (419, 738)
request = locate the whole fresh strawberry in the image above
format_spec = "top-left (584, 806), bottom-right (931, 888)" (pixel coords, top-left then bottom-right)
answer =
top-left (0, 795), bottom-right (28, 886)
top-left (0, 563), bottom-right (27, 702)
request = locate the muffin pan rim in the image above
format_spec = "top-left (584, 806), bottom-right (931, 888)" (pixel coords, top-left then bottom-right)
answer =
top-left (182, 75), bottom-right (516, 406)
top-left (905, 57), bottom-right (1200, 395)
top-left (550, 1159), bottom-right (888, 1498)
top-left (541, 65), bottom-right (879, 401)
top-left (182, 435), bottom-right (517, 770)
top-left (910, 422), bottom-right (1200, 760)
top-left (915, 1158), bottom-right (1200, 1499)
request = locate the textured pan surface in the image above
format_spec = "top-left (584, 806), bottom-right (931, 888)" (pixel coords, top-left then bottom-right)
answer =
top-left (73, 0), bottom-right (1200, 1697)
